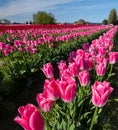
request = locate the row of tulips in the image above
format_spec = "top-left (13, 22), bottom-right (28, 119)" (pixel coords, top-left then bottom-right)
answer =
top-left (0, 26), bottom-right (110, 82)
top-left (0, 26), bottom-right (109, 101)
top-left (14, 26), bottom-right (118, 130)
top-left (0, 25), bottom-right (110, 57)
top-left (0, 24), bottom-right (100, 31)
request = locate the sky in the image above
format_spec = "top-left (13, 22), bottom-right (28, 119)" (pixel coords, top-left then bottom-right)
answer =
top-left (0, 0), bottom-right (118, 23)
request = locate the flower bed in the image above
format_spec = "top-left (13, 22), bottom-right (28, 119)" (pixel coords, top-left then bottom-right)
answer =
top-left (13, 26), bottom-right (118, 130)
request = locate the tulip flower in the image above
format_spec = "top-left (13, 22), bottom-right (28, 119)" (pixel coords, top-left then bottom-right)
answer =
top-left (68, 51), bottom-right (76, 63)
top-left (95, 63), bottom-right (106, 76)
top-left (41, 62), bottom-right (54, 79)
top-left (14, 104), bottom-right (44, 130)
top-left (74, 56), bottom-right (84, 70)
top-left (91, 81), bottom-right (113, 107)
top-left (3, 49), bottom-right (9, 56)
top-left (60, 68), bottom-right (72, 81)
top-left (44, 78), bottom-right (60, 101)
top-left (82, 42), bottom-right (89, 52)
top-left (59, 78), bottom-right (77, 103)
top-left (68, 62), bottom-right (79, 77)
top-left (57, 60), bottom-right (67, 71)
top-left (109, 52), bottom-right (118, 64)
top-left (76, 49), bottom-right (85, 57)
top-left (36, 92), bottom-right (55, 112)
top-left (78, 70), bottom-right (90, 87)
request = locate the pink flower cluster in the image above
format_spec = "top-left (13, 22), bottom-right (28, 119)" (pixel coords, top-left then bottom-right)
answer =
top-left (0, 25), bottom-right (110, 56)
top-left (37, 26), bottom-right (117, 113)
top-left (0, 41), bottom-right (14, 56)
top-left (14, 26), bottom-right (117, 130)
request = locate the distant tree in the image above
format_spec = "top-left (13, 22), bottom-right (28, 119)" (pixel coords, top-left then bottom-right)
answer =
top-left (33, 11), bottom-right (56, 24)
top-left (102, 19), bottom-right (108, 25)
top-left (75, 19), bottom-right (85, 24)
top-left (108, 8), bottom-right (117, 24)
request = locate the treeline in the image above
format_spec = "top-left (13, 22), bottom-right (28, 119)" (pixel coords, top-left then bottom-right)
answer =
top-left (0, 8), bottom-right (118, 25)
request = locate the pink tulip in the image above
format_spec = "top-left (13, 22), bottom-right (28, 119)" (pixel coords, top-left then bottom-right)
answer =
top-left (74, 56), bottom-right (84, 70)
top-left (9, 46), bottom-right (14, 53)
top-left (68, 62), bottom-right (79, 77)
top-left (14, 104), bottom-right (44, 130)
top-left (78, 70), bottom-right (90, 86)
top-left (95, 55), bottom-right (104, 64)
top-left (36, 92), bottom-right (55, 112)
top-left (60, 68), bottom-right (72, 81)
top-left (68, 51), bottom-right (76, 63)
top-left (44, 78), bottom-right (60, 101)
top-left (109, 52), bottom-right (118, 64)
top-left (0, 42), bottom-right (5, 50)
top-left (91, 81), bottom-right (114, 107)
top-left (57, 60), bottom-right (67, 71)
top-left (41, 62), bottom-right (54, 79)
top-left (59, 78), bottom-right (77, 103)
top-left (76, 49), bottom-right (85, 58)
top-left (82, 42), bottom-right (89, 51)
top-left (84, 58), bottom-right (94, 70)
top-left (3, 49), bottom-right (9, 56)
top-left (18, 47), bottom-right (23, 52)
top-left (97, 46), bottom-right (107, 56)
top-left (96, 63), bottom-right (106, 76)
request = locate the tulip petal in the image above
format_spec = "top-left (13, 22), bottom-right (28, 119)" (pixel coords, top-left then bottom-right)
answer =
top-left (14, 116), bottom-right (31, 130)
top-left (96, 84), bottom-right (105, 96)
top-left (65, 84), bottom-right (76, 102)
top-left (30, 110), bottom-right (44, 130)
top-left (92, 90), bottom-right (100, 106)
top-left (100, 88), bottom-right (113, 107)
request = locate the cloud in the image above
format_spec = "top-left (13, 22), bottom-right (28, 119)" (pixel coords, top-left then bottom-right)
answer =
top-left (63, 2), bottom-right (117, 11)
top-left (0, 0), bottom-right (77, 18)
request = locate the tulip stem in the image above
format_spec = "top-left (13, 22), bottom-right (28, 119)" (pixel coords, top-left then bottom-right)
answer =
top-left (89, 106), bottom-right (98, 130)
top-left (67, 102), bottom-right (71, 130)
top-left (107, 64), bottom-right (113, 80)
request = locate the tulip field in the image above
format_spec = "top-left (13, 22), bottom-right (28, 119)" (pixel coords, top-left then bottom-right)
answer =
top-left (0, 24), bottom-right (118, 130)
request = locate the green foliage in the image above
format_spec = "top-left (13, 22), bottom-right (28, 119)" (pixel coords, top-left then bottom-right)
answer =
top-left (108, 8), bottom-right (117, 24)
top-left (33, 11), bottom-right (56, 24)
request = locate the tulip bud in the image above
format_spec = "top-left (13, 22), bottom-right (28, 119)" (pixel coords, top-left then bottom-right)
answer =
top-left (41, 62), bottom-right (54, 79)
